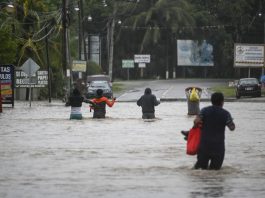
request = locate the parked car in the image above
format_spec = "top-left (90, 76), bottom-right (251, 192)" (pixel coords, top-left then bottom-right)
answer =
top-left (235, 78), bottom-right (261, 99)
top-left (86, 80), bottom-right (113, 99)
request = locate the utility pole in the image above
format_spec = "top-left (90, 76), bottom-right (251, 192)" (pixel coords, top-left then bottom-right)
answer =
top-left (107, 1), bottom-right (118, 82)
top-left (62, 0), bottom-right (68, 76)
top-left (107, 0), bottom-right (139, 81)
top-left (108, 16), bottom-right (115, 82)
top-left (62, 0), bottom-right (72, 96)
top-left (45, 27), bottom-right (52, 103)
top-left (77, 1), bottom-right (82, 60)
top-left (0, 81), bottom-right (2, 113)
top-left (263, 12), bottom-right (265, 75)
top-left (79, 0), bottom-right (88, 79)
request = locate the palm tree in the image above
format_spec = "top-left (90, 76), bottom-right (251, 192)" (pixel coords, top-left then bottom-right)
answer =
top-left (129, 0), bottom-right (194, 52)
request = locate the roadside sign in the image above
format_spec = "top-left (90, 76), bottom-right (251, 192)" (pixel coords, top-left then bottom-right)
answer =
top-left (15, 70), bottom-right (48, 88)
top-left (138, 63), bottom-right (146, 68)
top-left (234, 44), bottom-right (264, 67)
top-left (0, 65), bottom-right (15, 107)
top-left (72, 60), bottom-right (87, 72)
top-left (20, 58), bottom-right (40, 76)
top-left (134, 54), bottom-right (150, 63)
top-left (122, 60), bottom-right (134, 68)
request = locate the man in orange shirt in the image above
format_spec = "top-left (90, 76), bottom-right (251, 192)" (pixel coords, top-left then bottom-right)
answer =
top-left (90, 89), bottom-right (116, 118)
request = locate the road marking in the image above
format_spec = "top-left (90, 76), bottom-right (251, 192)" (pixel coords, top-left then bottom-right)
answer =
top-left (162, 86), bottom-right (173, 99)
top-left (117, 92), bottom-right (128, 99)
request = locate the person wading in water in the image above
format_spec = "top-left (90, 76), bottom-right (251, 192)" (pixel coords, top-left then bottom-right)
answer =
top-left (90, 89), bottom-right (116, 118)
top-left (137, 88), bottom-right (160, 119)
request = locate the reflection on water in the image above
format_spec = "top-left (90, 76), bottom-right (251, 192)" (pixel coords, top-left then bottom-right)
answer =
top-left (0, 101), bottom-right (265, 198)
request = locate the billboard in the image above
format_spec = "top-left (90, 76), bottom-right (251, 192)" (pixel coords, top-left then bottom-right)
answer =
top-left (234, 44), bottom-right (264, 67)
top-left (177, 40), bottom-right (214, 66)
top-left (0, 65), bottom-right (14, 105)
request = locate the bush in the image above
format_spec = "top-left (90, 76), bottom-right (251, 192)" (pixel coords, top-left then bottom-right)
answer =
top-left (87, 61), bottom-right (102, 75)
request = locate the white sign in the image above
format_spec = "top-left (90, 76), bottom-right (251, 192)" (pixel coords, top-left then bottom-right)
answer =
top-left (234, 44), bottom-right (264, 67)
top-left (67, 69), bottom-right (71, 77)
top-left (122, 60), bottom-right (134, 68)
top-left (72, 60), bottom-right (86, 72)
top-left (134, 54), bottom-right (150, 63)
top-left (20, 58), bottom-right (40, 76)
top-left (138, 63), bottom-right (146, 68)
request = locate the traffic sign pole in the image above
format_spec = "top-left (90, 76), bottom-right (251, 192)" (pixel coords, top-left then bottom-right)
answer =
top-left (20, 58), bottom-right (40, 107)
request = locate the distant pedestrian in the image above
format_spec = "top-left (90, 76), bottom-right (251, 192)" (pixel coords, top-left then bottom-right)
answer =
top-left (137, 88), bottom-right (160, 119)
top-left (193, 92), bottom-right (235, 170)
top-left (68, 88), bottom-right (94, 120)
top-left (90, 89), bottom-right (116, 118)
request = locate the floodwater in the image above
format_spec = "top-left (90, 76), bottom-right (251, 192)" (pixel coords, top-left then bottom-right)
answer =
top-left (0, 101), bottom-right (265, 198)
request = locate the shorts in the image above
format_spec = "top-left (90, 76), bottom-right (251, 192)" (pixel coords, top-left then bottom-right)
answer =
top-left (70, 114), bottom-right (82, 120)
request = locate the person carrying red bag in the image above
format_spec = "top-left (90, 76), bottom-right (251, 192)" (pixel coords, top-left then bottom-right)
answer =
top-left (182, 92), bottom-right (235, 170)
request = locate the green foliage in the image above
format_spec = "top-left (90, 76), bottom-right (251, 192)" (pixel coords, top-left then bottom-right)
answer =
top-left (112, 82), bottom-right (124, 93)
top-left (210, 86), bottom-right (236, 98)
top-left (0, 29), bottom-right (18, 65)
top-left (87, 61), bottom-right (102, 75)
top-left (0, 0), bottom-right (264, 91)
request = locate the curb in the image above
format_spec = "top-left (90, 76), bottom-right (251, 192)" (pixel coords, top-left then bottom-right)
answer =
top-left (117, 97), bottom-right (265, 103)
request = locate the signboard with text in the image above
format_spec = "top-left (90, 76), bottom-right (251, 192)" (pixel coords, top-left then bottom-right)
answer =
top-left (72, 60), bottom-right (87, 72)
top-left (15, 70), bottom-right (48, 88)
top-left (122, 60), bottom-right (134, 68)
top-left (234, 44), bottom-right (264, 67)
top-left (134, 54), bottom-right (150, 63)
top-left (0, 65), bottom-right (14, 106)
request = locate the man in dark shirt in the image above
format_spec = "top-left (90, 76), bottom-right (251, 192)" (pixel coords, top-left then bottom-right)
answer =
top-left (137, 88), bottom-right (160, 119)
top-left (194, 92), bottom-right (235, 170)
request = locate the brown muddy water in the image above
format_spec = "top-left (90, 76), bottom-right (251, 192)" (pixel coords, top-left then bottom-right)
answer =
top-left (0, 101), bottom-right (265, 198)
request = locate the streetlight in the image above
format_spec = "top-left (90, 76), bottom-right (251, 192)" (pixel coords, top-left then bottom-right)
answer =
top-left (87, 15), bottom-right (92, 22)
top-left (0, 2), bottom-right (14, 9)
top-left (106, 0), bottom-right (140, 81)
top-left (258, 11), bottom-right (265, 75)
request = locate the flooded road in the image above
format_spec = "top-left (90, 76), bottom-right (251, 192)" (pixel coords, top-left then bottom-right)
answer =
top-left (0, 101), bottom-right (265, 198)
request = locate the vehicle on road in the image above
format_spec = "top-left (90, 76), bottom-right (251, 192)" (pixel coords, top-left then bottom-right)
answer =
top-left (235, 78), bottom-right (261, 99)
top-left (87, 75), bottom-right (112, 87)
top-left (86, 80), bottom-right (113, 99)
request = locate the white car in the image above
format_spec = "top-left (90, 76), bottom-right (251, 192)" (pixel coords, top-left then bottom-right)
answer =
top-left (86, 80), bottom-right (113, 99)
